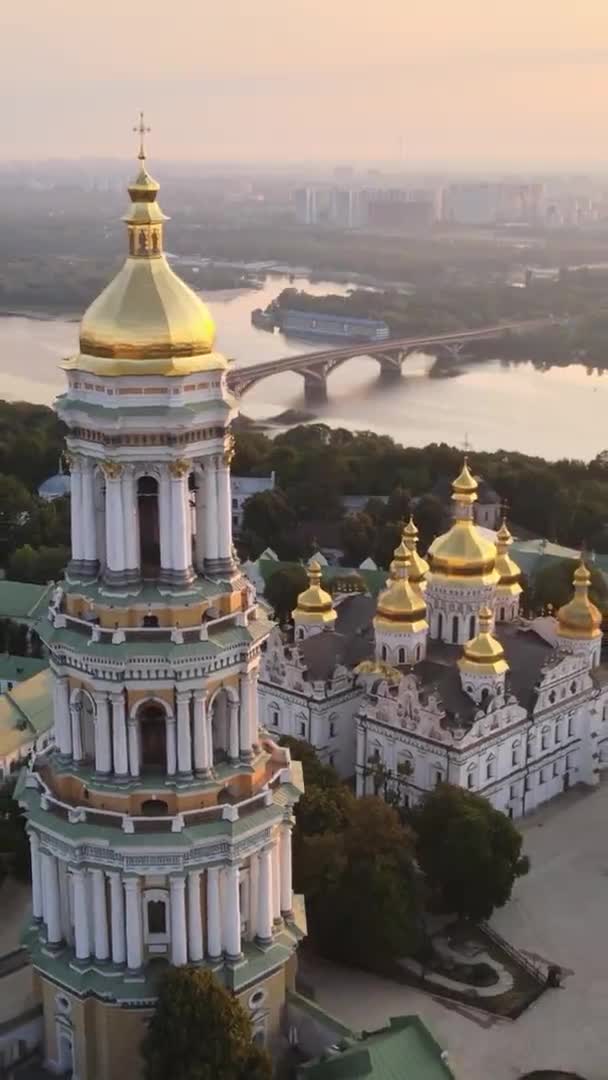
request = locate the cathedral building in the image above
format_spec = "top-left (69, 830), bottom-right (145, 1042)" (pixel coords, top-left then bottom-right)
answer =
top-left (17, 132), bottom-right (304, 1080)
top-left (258, 465), bottom-right (608, 817)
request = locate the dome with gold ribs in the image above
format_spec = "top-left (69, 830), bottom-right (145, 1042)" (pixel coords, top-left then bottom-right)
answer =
top-left (427, 460), bottom-right (499, 584)
top-left (402, 515), bottom-right (429, 586)
top-left (374, 543), bottom-right (427, 632)
top-left (292, 561), bottom-right (337, 627)
top-left (458, 606), bottom-right (509, 675)
top-left (557, 559), bottom-right (602, 640)
top-left (64, 119), bottom-right (222, 378)
top-left (495, 519), bottom-right (522, 596)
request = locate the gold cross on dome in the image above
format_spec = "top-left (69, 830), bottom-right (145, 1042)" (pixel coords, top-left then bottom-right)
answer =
top-left (134, 111), bottom-right (151, 161)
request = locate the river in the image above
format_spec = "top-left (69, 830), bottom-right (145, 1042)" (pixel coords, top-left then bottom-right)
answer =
top-left (0, 273), bottom-right (607, 462)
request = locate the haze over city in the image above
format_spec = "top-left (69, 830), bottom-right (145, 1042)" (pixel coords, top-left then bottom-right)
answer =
top-left (2, 0), bottom-right (608, 166)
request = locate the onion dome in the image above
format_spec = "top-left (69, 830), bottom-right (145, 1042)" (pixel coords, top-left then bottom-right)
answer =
top-left (64, 115), bottom-right (222, 379)
top-left (495, 519), bottom-right (522, 596)
top-left (427, 460), bottom-right (499, 584)
top-left (292, 560), bottom-right (337, 628)
top-left (402, 515), bottom-right (429, 586)
top-left (557, 559), bottom-right (602, 640)
top-left (374, 545), bottom-right (427, 632)
top-left (458, 606), bottom-right (509, 675)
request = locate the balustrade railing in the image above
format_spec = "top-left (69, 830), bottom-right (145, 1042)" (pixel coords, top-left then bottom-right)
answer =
top-left (51, 605), bottom-right (260, 645)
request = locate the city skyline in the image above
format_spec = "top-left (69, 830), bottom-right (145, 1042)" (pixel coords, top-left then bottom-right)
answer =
top-left (1, 0), bottom-right (608, 166)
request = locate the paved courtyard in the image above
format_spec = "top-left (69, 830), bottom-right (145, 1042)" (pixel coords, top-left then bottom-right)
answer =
top-left (302, 780), bottom-right (608, 1080)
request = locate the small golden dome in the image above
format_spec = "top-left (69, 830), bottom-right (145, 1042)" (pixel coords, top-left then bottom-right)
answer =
top-left (453, 458), bottom-right (478, 496)
top-left (402, 515), bottom-right (429, 585)
top-left (458, 606), bottom-right (509, 675)
top-left (292, 561), bottom-right (337, 627)
top-left (557, 559), bottom-right (602, 640)
top-left (65, 130), bottom-right (222, 378)
top-left (374, 546), bottom-right (427, 631)
top-left (495, 518), bottom-right (522, 595)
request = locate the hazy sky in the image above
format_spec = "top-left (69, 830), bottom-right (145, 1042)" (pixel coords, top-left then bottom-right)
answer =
top-left (2, 1), bottom-right (608, 166)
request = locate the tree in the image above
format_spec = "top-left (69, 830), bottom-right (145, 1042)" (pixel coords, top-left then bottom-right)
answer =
top-left (410, 784), bottom-right (530, 922)
top-left (264, 565), bottom-right (308, 623)
top-left (0, 779), bottom-right (31, 883)
top-left (531, 557), bottom-right (608, 616)
top-left (141, 967), bottom-right (271, 1080)
top-left (240, 489), bottom-right (295, 550)
top-left (412, 494), bottom-right (448, 553)
top-left (7, 544), bottom-right (69, 584)
top-left (339, 511), bottom-right (375, 566)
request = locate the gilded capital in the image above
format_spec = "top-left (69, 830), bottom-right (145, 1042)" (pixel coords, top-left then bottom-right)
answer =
top-left (168, 458), bottom-right (191, 479)
top-left (101, 460), bottom-right (123, 480)
top-left (223, 433), bottom-right (235, 467)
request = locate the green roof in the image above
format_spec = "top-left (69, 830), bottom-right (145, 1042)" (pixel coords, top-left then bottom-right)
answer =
top-left (298, 1015), bottom-right (455, 1080)
top-left (0, 654), bottom-right (48, 684)
top-left (0, 669), bottom-right (53, 758)
top-left (0, 581), bottom-right (54, 622)
top-left (258, 559), bottom-right (387, 597)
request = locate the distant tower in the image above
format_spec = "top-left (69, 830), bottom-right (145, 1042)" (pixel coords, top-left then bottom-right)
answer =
top-left (19, 124), bottom-right (303, 1080)
top-left (292, 560), bottom-right (337, 641)
top-left (458, 605), bottom-right (509, 704)
top-left (426, 460), bottom-right (499, 645)
top-left (373, 542), bottom-right (428, 665)
top-left (556, 559), bottom-right (603, 668)
top-left (494, 519), bottom-right (522, 623)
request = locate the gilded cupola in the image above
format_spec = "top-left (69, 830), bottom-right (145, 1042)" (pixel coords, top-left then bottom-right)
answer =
top-left (495, 519), bottom-right (522, 597)
top-left (458, 606), bottom-right (509, 676)
top-left (292, 560), bottom-right (337, 638)
top-left (374, 544), bottom-right (427, 632)
top-left (64, 114), bottom-right (222, 378)
top-left (427, 460), bottom-right (499, 585)
top-left (402, 515), bottom-right (429, 589)
top-left (557, 559), bottom-right (602, 640)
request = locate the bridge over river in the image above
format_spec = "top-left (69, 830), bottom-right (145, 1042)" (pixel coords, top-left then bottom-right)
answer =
top-left (226, 318), bottom-right (557, 405)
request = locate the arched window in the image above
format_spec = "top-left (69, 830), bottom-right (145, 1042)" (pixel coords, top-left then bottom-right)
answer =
top-left (381, 645), bottom-right (388, 661)
top-left (466, 764), bottom-right (476, 789)
top-left (398, 647), bottom-right (406, 664)
top-left (452, 615), bottom-right (459, 644)
top-left (138, 702), bottom-right (168, 771)
top-left (437, 612), bottom-right (443, 640)
top-left (500, 607), bottom-right (505, 622)
top-left (469, 614), bottom-right (475, 639)
top-left (541, 726), bottom-right (550, 751)
top-left (511, 740), bottom-right (521, 767)
top-left (210, 689), bottom-right (235, 764)
top-left (147, 900), bottom-right (166, 934)
top-left (415, 644), bottom-right (421, 661)
top-left (485, 754), bottom-right (495, 780)
top-left (138, 475), bottom-right (160, 577)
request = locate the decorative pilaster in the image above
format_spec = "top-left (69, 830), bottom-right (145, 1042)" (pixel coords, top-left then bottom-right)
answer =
top-left (194, 472), bottom-right (206, 572)
top-left (124, 877), bottom-right (143, 970)
top-left (29, 832), bottom-right (42, 920)
top-left (91, 869), bottom-right (110, 961)
top-left (121, 465), bottom-right (140, 579)
top-left (228, 699), bottom-right (239, 764)
top-left (203, 459), bottom-right (219, 566)
top-left (166, 715), bottom-right (177, 776)
top-left (158, 466), bottom-right (172, 575)
top-left (280, 822), bottom-right (293, 916)
top-left (127, 716), bottom-right (140, 778)
top-left (70, 701), bottom-right (83, 763)
top-left (72, 868), bottom-right (90, 960)
top-left (216, 457), bottom-right (233, 564)
top-left (176, 691), bottom-right (193, 775)
top-left (272, 837), bottom-right (281, 923)
top-left (69, 457), bottom-right (84, 564)
top-left (111, 693), bottom-right (129, 777)
top-left (102, 462), bottom-right (126, 581)
top-left (93, 692), bottom-right (112, 774)
top-left (256, 847), bottom-right (273, 945)
top-left (53, 674), bottom-right (72, 757)
top-left (239, 671), bottom-right (254, 761)
top-left (187, 871), bottom-right (204, 962)
top-left (192, 690), bottom-right (211, 774)
top-left (206, 867), bottom-right (222, 961)
top-left (163, 459), bottom-right (194, 585)
top-left (169, 875), bottom-right (188, 966)
top-left (109, 872), bottom-right (126, 966)
top-left (223, 865), bottom-right (241, 961)
top-left (80, 458), bottom-right (98, 574)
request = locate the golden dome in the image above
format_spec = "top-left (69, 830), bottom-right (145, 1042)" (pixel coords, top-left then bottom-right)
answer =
top-left (495, 518), bottom-right (522, 596)
top-left (402, 515), bottom-right (429, 585)
top-left (293, 561), bottom-right (337, 627)
top-left (64, 127), bottom-right (222, 379)
top-left (374, 546), bottom-right (427, 632)
top-left (428, 460), bottom-right (498, 584)
top-left (458, 606), bottom-right (509, 675)
top-left (557, 559), bottom-right (602, 640)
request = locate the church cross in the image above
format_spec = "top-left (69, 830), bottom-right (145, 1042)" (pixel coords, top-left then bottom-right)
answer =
top-left (134, 111), bottom-right (151, 161)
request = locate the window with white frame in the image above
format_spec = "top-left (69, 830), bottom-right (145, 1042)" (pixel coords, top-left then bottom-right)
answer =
top-left (270, 707), bottom-right (280, 729)
top-left (539, 768), bottom-right (546, 784)
top-left (329, 719), bottom-right (336, 738)
top-left (541, 727), bottom-right (550, 751)
top-left (299, 720), bottom-right (306, 738)
top-left (555, 723), bottom-right (562, 744)
top-left (553, 761), bottom-right (560, 777)
top-left (485, 755), bottom-right (495, 780)
top-left (511, 740), bottom-right (521, 767)
top-left (466, 765), bottom-right (476, 789)
top-left (568, 716), bottom-right (574, 737)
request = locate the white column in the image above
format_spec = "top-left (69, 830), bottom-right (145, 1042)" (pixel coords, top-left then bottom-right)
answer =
top-left (166, 715), bottom-right (177, 776)
top-left (91, 869), bottom-right (110, 961)
top-left (158, 467), bottom-right (172, 572)
top-left (223, 865), bottom-right (241, 959)
top-left (216, 459), bottom-right (233, 562)
top-left (170, 876), bottom-right (188, 966)
top-left (29, 832), bottom-right (43, 920)
top-left (122, 467), bottom-right (139, 572)
top-left (81, 460), bottom-right (97, 563)
top-left (124, 878), bottom-right (143, 970)
top-left (58, 861), bottom-right (70, 946)
top-left (70, 701), bottom-right (83, 763)
top-left (187, 871), bottom-right (204, 962)
top-left (204, 460), bottom-right (219, 562)
top-left (228, 700), bottom-right (239, 763)
top-left (111, 693), bottom-right (129, 777)
top-left (169, 467), bottom-right (192, 573)
top-left (109, 872), bottom-right (126, 966)
top-left (70, 459), bottom-right (84, 562)
top-left (72, 867), bottom-right (90, 959)
top-left (93, 693), bottom-right (112, 774)
top-left (249, 853), bottom-right (259, 941)
top-left (104, 469), bottom-right (126, 573)
top-left (193, 691), bottom-right (210, 773)
top-left (177, 692), bottom-right (193, 775)
top-left (248, 665), bottom-right (259, 749)
top-left (194, 472), bottom-right (206, 572)
top-left (256, 847), bottom-right (273, 944)
top-left (206, 867), bottom-right (222, 960)
top-left (239, 672), bottom-right (253, 759)
top-left (53, 674), bottom-right (72, 757)
top-left (272, 837), bottom-right (281, 922)
top-left (128, 717), bottom-right (140, 778)
top-left (280, 823), bottom-right (293, 916)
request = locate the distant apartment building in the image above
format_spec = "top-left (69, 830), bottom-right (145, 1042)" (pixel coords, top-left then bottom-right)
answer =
top-left (294, 186), bottom-right (333, 225)
top-left (444, 182), bottom-right (543, 225)
top-left (295, 184), bottom-right (438, 229)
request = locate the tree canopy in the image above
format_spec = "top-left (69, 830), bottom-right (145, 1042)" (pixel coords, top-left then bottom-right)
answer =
top-left (264, 565), bottom-right (308, 624)
top-left (410, 784), bottom-right (530, 922)
top-left (141, 967), bottom-right (271, 1080)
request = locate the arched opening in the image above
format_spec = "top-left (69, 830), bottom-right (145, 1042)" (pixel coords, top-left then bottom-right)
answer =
top-left (469, 614), bottom-right (475, 638)
top-left (147, 900), bottom-right (166, 934)
top-left (138, 475), bottom-right (160, 578)
top-left (398, 647), bottom-right (405, 664)
top-left (138, 702), bottom-right (167, 772)
top-left (452, 615), bottom-right (459, 644)
top-left (73, 690), bottom-right (96, 763)
top-left (437, 612), bottom-right (443, 640)
top-left (141, 799), bottom-right (169, 816)
top-left (500, 606), bottom-right (505, 622)
top-left (211, 689), bottom-right (231, 764)
top-left (381, 644), bottom-right (388, 661)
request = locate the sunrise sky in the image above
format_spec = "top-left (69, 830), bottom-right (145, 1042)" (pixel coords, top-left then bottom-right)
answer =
top-left (2, 0), bottom-right (608, 166)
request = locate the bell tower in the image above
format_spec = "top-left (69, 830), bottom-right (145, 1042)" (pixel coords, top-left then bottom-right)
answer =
top-left (18, 126), bottom-right (304, 1080)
